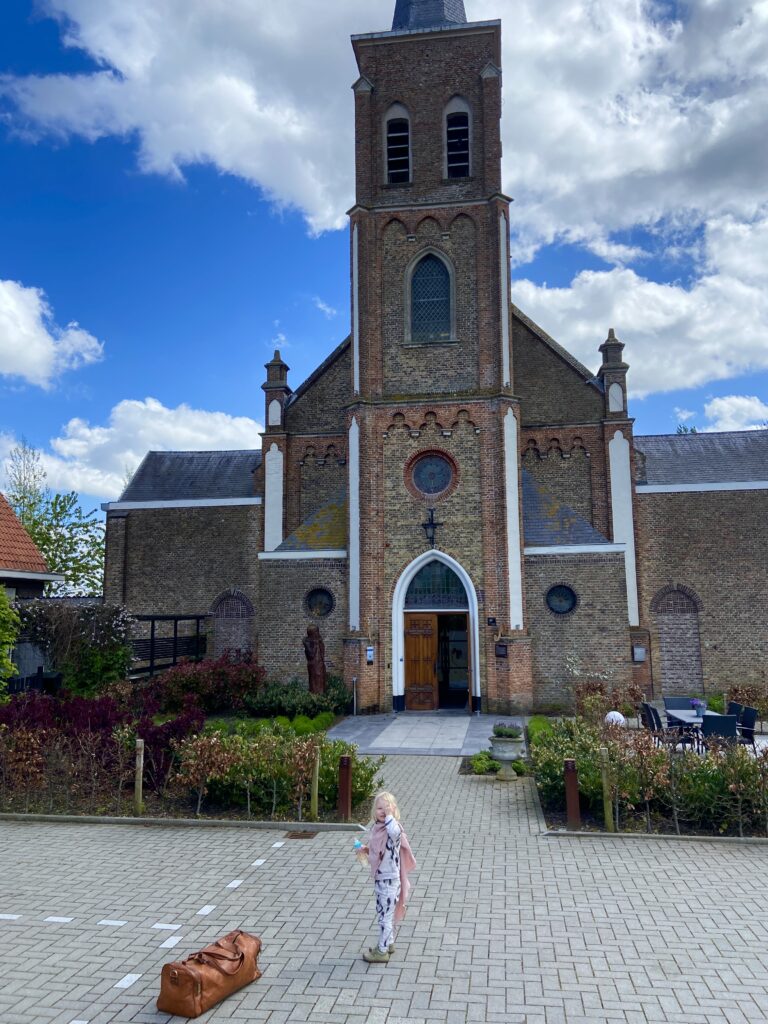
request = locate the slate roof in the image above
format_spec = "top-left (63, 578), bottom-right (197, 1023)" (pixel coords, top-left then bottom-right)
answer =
top-left (276, 491), bottom-right (347, 553)
top-left (120, 450), bottom-right (261, 502)
top-left (522, 471), bottom-right (612, 547)
top-left (634, 431), bottom-right (768, 485)
top-left (0, 492), bottom-right (50, 574)
top-left (392, 0), bottom-right (467, 31)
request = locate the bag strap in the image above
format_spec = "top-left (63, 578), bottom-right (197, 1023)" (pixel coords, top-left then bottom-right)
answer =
top-left (189, 948), bottom-right (245, 976)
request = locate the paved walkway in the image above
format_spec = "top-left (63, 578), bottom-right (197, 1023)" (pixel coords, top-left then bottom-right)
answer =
top-left (2, 755), bottom-right (768, 1022)
top-left (328, 712), bottom-right (516, 756)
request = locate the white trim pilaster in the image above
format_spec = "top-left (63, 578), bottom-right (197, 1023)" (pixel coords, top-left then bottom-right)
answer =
top-left (264, 442), bottom-right (284, 552)
top-left (503, 409), bottom-right (524, 630)
top-left (499, 212), bottom-right (511, 387)
top-left (348, 417), bottom-right (361, 631)
top-left (609, 429), bottom-right (640, 627)
top-left (352, 224), bottom-right (360, 395)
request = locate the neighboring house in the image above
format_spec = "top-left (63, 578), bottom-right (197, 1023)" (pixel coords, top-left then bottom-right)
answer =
top-left (103, 0), bottom-right (768, 711)
top-left (0, 492), bottom-right (62, 599)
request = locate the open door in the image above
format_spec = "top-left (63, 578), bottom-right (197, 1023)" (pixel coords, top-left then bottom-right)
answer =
top-left (404, 613), bottom-right (438, 710)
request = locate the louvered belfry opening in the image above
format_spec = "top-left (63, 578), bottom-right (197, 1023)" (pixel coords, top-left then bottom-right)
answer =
top-left (446, 112), bottom-right (470, 177)
top-left (387, 118), bottom-right (410, 183)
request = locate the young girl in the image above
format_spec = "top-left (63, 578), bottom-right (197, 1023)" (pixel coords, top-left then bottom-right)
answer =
top-left (357, 790), bottom-right (416, 964)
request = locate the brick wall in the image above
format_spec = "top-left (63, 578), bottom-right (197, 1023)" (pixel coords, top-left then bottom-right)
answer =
top-left (522, 446), bottom-right (593, 523)
top-left (284, 344), bottom-right (352, 435)
top-left (636, 489), bottom-right (768, 692)
top-left (525, 552), bottom-right (632, 709)
top-left (257, 558), bottom-right (348, 682)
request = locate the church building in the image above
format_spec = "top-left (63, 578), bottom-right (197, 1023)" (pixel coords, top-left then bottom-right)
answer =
top-left (104, 0), bottom-right (768, 713)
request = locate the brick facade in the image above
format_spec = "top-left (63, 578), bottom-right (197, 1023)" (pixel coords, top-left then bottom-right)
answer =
top-left (636, 489), bottom-right (768, 693)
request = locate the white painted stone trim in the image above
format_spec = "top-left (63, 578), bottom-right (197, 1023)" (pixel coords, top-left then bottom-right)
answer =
top-left (609, 430), bottom-right (639, 627)
top-left (348, 417), bottom-right (361, 631)
top-left (637, 481), bottom-right (768, 493)
top-left (264, 443), bottom-right (284, 552)
top-left (352, 224), bottom-right (360, 394)
top-left (499, 213), bottom-right (511, 387)
top-left (102, 498), bottom-right (262, 511)
top-left (0, 568), bottom-right (64, 582)
top-left (524, 544), bottom-right (626, 555)
top-left (268, 399), bottom-right (282, 426)
top-left (503, 409), bottom-right (524, 630)
top-left (258, 550), bottom-right (347, 561)
top-left (391, 551), bottom-right (481, 702)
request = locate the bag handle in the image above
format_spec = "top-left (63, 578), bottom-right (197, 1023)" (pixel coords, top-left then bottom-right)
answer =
top-left (189, 948), bottom-right (245, 976)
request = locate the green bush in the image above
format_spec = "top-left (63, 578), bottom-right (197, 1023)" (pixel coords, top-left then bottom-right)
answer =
top-left (313, 711), bottom-right (336, 731)
top-left (470, 751), bottom-right (501, 775)
top-left (510, 759), bottom-right (528, 776)
top-left (706, 693), bottom-right (725, 714)
top-left (317, 739), bottom-right (385, 812)
top-left (292, 714), bottom-right (315, 736)
top-left (527, 715), bottom-right (554, 745)
top-left (492, 722), bottom-right (522, 738)
top-left (0, 590), bottom-right (20, 696)
top-left (243, 678), bottom-right (350, 719)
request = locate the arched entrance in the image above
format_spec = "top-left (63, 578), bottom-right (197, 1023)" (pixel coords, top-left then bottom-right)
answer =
top-left (392, 552), bottom-right (481, 713)
top-left (210, 589), bottom-right (254, 659)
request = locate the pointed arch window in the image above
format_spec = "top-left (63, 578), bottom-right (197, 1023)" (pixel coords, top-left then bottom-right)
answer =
top-left (410, 253), bottom-right (452, 342)
top-left (445, 97), bottom-right (471, 178)
top-left (385, 104), bottom-right (411, 184)
top-left (405, 560), bottom-right (469, 609)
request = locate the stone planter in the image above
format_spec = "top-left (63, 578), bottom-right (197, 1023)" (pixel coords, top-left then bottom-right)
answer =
top-left (489, 735), bottom-right (525, 781)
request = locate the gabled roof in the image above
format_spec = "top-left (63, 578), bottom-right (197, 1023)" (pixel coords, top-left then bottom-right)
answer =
top-left (121, 450), bottom-right (261, 502)
top-left (392, 0), bottom-right (467, 31)
top-left (276, 491), bottom-right (347, 553)
top-left (285, 337), bottom-right (351, 408)
top-left (522, 471), bottom-right (612, 547)
top-left (512, 304), bottom-right (604, 393)
top-left (634, 431), bottom-right (768, 485)
top-left (0, 492), bottom-right (49, 574)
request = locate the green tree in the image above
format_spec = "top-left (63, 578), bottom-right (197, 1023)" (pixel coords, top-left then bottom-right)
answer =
top-left (0, 589), bottom-right (21, 695)
top-left (676, 424), bottom-right (698, 434)
top-left (4, 439), bottom-right (105, 596)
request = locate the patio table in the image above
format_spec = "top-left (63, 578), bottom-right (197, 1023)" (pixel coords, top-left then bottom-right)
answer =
top-left (666, 709), bottom-right (726, 727)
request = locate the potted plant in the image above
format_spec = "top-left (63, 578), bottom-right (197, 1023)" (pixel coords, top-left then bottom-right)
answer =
top-left (690, 698), bottom-right (706, 718)
top-left (488, 722), bottom-right (525, 780)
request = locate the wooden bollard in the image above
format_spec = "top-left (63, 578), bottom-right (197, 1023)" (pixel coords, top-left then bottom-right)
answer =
top-left (134, 738), bottom-right (145, 817)
top-left (564, 758), bottom-right (581, 831)
top-left (310, 745), bottom-right (320, 821)
top-left (600, 746), bottom-right (615, 833)
top-left (338, 755), bottom-right (352, 822)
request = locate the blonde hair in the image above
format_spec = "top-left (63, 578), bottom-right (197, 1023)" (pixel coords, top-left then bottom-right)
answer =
top-left (371, 790), bottom-right (400, 823)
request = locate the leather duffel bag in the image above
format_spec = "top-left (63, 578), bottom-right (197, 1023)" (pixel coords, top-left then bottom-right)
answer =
top-left (157, 929), bottom-right (262, 1018)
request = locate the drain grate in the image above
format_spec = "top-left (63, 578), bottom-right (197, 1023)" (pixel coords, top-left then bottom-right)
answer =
top-left (284, 831), bottom-right (318, 839)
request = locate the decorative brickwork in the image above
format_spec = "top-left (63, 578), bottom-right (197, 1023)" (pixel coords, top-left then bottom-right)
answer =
top-left (522, 445), bottom-right (593, 524)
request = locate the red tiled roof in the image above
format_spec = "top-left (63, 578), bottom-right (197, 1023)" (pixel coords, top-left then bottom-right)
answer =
top-left (0, 492), bottom-right (49, 574)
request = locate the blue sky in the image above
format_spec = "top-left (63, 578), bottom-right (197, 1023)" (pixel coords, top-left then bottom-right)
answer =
top-left (1, 0), bottom-right (767, 512)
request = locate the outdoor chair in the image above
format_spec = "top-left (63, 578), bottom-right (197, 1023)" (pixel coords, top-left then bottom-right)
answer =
top-left (663, 696), bottom-right (694, 729)
top-left (700, 714), bottom-right (738, 751)
top-left (727, 701), bottom-right (744, 722)
top-left (644, 702), bottom-right (696, 750)
top-left (738, 706), bottom-right (758, 751)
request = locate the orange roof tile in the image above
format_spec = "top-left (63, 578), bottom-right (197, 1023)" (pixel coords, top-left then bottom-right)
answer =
top-left (0, 492), bottom-right (49, 574)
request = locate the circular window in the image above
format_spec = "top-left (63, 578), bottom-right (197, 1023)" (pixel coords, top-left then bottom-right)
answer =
top-left (305, 588), bottom-right (334, 618)
top-left (546, 585), bottom-right (577, 615)
top-left (411, 453), bottom-right (454, 496)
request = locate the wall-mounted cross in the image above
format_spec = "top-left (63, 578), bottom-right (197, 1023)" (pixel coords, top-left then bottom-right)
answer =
top-left (421, 507), bottom-right (444, 548)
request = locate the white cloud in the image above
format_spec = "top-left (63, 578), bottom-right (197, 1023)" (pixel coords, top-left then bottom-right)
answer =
top-left (0, 397), bottom-right (263, 503)
top-left (513, 213), bottom-right (768, 397)
top-left (0, 279), bottom-right (104, 388)
top-left (3, 1), bottom-right (768, 400)
top-left (702, 396), bottom-right (768, 432)
top-left (674, 408), bottom-right (695, 424)
top-left (313, 297), bottom-right (337, 319)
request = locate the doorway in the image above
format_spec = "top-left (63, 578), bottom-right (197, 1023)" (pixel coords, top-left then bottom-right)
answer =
top-left (404, 612), bottom-right (469, 711)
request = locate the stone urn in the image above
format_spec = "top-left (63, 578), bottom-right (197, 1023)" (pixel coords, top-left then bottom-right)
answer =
top-left (489, 723), bottom-right (525, 781)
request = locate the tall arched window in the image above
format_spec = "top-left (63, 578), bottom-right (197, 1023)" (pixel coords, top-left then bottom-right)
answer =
top-left (411, 254), bottom-right (451, 342)
top-left (445, 97), bottom-right (471, 178)
top-left (385, 104), bottom-right (411, 184)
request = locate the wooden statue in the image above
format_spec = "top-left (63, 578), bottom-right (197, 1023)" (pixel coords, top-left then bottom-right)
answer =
top-left (303, 624), bottom-right (327, 694)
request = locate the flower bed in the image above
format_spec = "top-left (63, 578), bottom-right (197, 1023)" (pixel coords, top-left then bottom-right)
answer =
top-left (529, 716), bottom-right (768, 837)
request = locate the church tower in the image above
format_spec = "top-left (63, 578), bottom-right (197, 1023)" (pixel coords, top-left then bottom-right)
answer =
top-left (346, 0), bottom-right (532, 712)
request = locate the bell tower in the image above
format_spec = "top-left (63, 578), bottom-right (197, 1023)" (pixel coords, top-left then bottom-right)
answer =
top-left (345, 1), bottom-right (532, 714)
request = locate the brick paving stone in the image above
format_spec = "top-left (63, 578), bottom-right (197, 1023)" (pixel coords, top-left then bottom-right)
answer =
top-left (1, 756), bottom-right (768, 1022)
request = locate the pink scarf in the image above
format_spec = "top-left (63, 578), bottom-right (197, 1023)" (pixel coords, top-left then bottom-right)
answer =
top-left (368, 821), bottom-right (417, 924)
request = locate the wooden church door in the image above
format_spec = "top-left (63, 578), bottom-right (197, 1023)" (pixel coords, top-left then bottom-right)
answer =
top-left (404, 613), bottom-right (438, 710)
